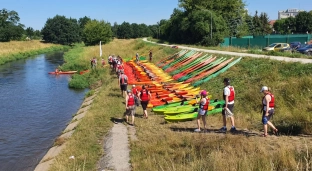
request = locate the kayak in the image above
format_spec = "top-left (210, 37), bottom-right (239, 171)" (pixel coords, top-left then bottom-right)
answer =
top-left (154, 100), bottom-right (224, 115)
top-left (164, 107), bottom-right (223, 122)
top-left (49, 71), bottom-right (77, 74)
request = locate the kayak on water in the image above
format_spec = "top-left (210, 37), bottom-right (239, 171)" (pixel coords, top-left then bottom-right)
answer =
top-left (48, 71), bottom-right (77, 74)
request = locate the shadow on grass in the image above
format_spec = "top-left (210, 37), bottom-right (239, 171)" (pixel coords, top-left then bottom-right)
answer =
top-left (110, 117), bottom-right (125, 124)
top-left (169, 127), bottom-right (259, 137)
top-left (108, 92), bottom-right (121, 97)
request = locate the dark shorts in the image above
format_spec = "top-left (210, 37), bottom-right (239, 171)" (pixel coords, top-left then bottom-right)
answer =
top-left (262, 109), bottom-right (274, 124)
top-left (120, 84), bottom-right (127, 91)
top-left (109, 62), bottom-right (112, 65)
top-left (222, 103), bottom-right (234, 115)
top-left (141, 101), bottom-right (149, 110)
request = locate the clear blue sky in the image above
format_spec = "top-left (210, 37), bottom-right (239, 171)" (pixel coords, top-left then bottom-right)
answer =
top-left (0, 0), bottom-right (311, 30)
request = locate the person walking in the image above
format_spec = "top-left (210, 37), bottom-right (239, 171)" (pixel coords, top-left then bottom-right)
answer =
top-left (220, 78), bottom-right (236, 133)
top-left (118, 71), bottom-right (128, 98)
top-left (260, 86), bottom-right (278, 137)
top-left (132, 85), bottom-right (138, 97)
top-left (135, 52), bottom-right (140, 63)
top-left (125, 90), bottom-right (136, 126)
top-left (149, 50), bottom-right (153, 62)
top-left (137, 85), bottom-right (151, 119)
top-left (194, 90), bottom-right (210, 132)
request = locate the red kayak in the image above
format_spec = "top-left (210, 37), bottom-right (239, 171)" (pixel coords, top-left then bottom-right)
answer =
top-left (48, 71), bottom-right (77, 74)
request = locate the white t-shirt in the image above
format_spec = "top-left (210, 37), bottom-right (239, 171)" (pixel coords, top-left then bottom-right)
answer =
top-left (224, 86), bottom-right (234, 104)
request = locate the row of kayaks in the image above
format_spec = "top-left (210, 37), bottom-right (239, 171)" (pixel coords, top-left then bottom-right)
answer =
top-left (152, 99), bottom-right (225, 122)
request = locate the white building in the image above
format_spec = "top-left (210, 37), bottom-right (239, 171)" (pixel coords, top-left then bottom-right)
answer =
top-left (278, 9), bottom-right (305, 19)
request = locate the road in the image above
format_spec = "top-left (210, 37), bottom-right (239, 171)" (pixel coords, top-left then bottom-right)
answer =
top-left (142, 38), bottom-right (312, 64)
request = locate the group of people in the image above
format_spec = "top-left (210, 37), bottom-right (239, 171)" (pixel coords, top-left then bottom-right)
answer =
top-left (195, 78), bottom-right (277, 137)
top-left (90, 57), bottom-right (106, 69)
top-left (135, 50), bottom-right (153, 63)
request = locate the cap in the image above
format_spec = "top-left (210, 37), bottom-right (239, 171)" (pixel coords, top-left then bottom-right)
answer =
top-left (200, 90), bottom-right (207, 96)
top-left (127, 89), bottom-right (131, 93)
top-left (223, 78), bottom-right (230, 83)
top-left (260, 86), bottom-right (268, 92)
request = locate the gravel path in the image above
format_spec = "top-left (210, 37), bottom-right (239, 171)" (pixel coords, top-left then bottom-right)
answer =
top-left (142, 38), bottom-right (312, 64)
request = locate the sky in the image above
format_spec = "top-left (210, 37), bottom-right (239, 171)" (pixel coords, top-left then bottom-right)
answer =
top-left (0, 0), bottom-right (311, 30)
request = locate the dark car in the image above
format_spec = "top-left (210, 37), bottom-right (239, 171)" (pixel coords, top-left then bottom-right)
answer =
top-left (296, 44), bottom-right (312, 56)
top-left (290, 42), bottom-right (302, 49)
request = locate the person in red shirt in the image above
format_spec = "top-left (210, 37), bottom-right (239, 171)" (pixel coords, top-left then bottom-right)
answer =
top-left (125, 90), bottom-right (136, 126)
top-left (137, 85), bottom-right (152, 119)
top-left (132, 85), bottom-right (138, 96)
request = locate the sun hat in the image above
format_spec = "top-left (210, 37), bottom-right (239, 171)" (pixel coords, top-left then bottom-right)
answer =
top-left (200, 90), bottom-right (207, 96)
top-left (260, 86), bottom-right (268, 92)
top-left (132, 85), bottom-right (135, 87)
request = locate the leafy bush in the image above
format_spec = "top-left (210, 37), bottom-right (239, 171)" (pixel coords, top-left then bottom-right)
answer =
top-left (68, 74), bottom-right (89, 89)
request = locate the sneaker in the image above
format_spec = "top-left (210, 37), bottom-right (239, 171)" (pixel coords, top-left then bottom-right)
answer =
top-left (194, 128), bottom-right (201, 132)
top-left (230, 127), bottom-right (237, 132)
top-left (219, 127), bottom-right (227, 132)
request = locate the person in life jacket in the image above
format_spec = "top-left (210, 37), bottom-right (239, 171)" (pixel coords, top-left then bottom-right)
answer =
top-left (116, 62), bottom-right (124, 76)
top-left (132, 85), bottom-right (138, 96)
top-left (118, 70), bottom-right (128, 97)
top-left (220, 78), bottom-right (236, 133)
top-left (137, 85), bottom-right (152, 119)
top-left (194, 90), bottom-right (210, 132)
top-left (125, 90), bottom-right (136, 126)
top-left (260, 86), bottom-right (278, 137)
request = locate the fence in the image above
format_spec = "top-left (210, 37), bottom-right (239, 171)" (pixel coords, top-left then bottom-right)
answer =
top-left (221, 34), bottom-right (312, 48)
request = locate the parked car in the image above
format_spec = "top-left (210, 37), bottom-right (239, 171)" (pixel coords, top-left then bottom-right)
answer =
top-left (262, 43), bottom-right (290, 52)
top-left (296, 44), bottom-right (312, 56)
top-left (171, 45), bottom-right (179, 49)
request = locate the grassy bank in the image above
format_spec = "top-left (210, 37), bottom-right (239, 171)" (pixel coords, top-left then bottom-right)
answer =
top-left (0, 40), bottom-right (69, 65)
top-left (50, 39), bottom-right (312, 170)
top-left (148, 37), bottom-right (312, 59)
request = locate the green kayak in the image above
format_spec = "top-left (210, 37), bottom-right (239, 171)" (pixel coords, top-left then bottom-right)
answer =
top-left (162, 100), bottom-right (225, 115)
top-left (152, 99), bottom-right (221, 114)
top-left (164, 107), bottom-right (223, 122)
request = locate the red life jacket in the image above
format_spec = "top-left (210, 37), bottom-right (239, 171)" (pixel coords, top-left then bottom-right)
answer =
top-left (109, 57), bottom-right (113, 62)
top-left (199, 97), bottom-right (210, 110)
top-left (117, 65), bottom-right (123, 70)
top-left (128, 94), bottom-right (135, 106)
top-left (263, 93), bottom-right (275, 108)
top-left (132, 88), bottom-right (138, 96)
top-left (223, 86), bottom-right (235, 102)
top-left (140, 89), bottom-right (149, 101)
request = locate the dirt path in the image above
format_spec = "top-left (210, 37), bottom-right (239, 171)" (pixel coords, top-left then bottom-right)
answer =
top-left (142, 38), bottom-right (312, 64)
top-left (98, 120), bottom-right (137, 171)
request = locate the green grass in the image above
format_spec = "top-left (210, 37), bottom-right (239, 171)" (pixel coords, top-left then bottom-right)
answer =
top-left (47, 38), bottom-right (312, 171)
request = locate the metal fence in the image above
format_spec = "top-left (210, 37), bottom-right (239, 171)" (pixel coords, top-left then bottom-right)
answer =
top-left (221, 34), bottom-right (312, 48)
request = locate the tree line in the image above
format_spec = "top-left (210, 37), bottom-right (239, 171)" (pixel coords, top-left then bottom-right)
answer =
top-left (2, 1), bottom-right (312, 46)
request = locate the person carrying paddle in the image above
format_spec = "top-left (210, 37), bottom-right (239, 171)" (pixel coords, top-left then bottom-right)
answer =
top-left (118, 71), bottom-right (128, 98)
top-left (194, 90), bottom-right (209, 132)
top-left (125, 90), bottom-right (136, 126)
top-left (137, 85), bottom-right (151, 119)
top-left (220, 78), bottom-right (237, 133)
top-left (260, 86), bottom-right (278, 137)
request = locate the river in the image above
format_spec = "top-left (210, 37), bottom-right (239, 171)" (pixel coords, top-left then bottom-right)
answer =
top-left (0, 52), bottom-right (87, 171)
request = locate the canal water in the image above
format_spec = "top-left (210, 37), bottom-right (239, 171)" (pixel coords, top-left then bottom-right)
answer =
top-left (0, 52), bottom-right (87, 171)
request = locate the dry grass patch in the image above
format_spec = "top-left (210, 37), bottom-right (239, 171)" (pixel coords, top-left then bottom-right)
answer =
top-left (0, 40), bottom-right (59, 57)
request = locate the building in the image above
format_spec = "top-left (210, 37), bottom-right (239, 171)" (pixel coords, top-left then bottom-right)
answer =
top-left (278, 9), bottom-right (305, 19)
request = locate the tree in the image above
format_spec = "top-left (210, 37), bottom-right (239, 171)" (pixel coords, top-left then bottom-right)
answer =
top-left (111, 22), bottom-right (119, 38)
top-left (295, 11), bottom-right (312, 33)
top-left (82, 20), bottom-right (113, 46)
top-left (25, 27), bottom-right (34, 38)
top-left (41, 15), bottom-right (81, 45)
top-left (78, 16), bottom-right (91, 38)
top-left (259, 12), bottom-right (272, 34)
top-left (117, 22), bottom-right (133, 39)
top-left (0, 8), bottom-right (24, 41)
